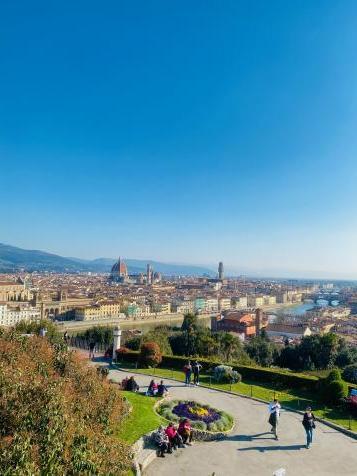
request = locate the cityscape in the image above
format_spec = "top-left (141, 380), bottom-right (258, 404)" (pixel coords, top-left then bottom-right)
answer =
top-left (1, 257), bottom-right (357, 350)
top-left (2, 1), bottom-right (357, 475)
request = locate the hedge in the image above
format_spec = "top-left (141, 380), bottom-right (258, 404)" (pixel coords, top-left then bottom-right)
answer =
top-left (115, 351), bottom-right (319, 392)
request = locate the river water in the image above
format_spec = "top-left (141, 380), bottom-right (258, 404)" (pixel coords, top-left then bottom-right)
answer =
top-left (272, 299), bottom-right (340, 319)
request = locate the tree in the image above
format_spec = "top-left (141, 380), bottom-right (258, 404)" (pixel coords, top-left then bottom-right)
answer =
top-left (181, 313), bottom-right (200, 355)
top-left (14, 319), bottom-right (60, 343)
top-left (139, 342), bottom-right (162, 367)
top-left (343, 364), bottom-right (357, 384)
top-left (0, 330), bottom-right (130, 475)
top-left (77, 326), bottom-right (114, 347)
top-left (143, 327), bottom-right (173, 355)
top-left (245, 336), bottom-right (277, 367)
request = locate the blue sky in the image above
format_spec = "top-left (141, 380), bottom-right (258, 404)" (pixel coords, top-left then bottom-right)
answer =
top-left (1, 1), bottom-right (357, 278)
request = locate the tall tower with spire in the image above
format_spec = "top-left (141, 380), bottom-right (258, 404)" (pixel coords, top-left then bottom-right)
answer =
top-left (146, 263), bottom-right (153, 285)
top-left (218, 261), bottom-right (224, 280)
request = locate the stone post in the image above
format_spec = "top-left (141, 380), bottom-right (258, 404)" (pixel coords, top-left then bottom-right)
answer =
top-left (112, 326), bottom-right (122, 361)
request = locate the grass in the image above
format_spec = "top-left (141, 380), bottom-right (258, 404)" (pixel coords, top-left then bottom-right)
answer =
top-left (117, 391), bottom-right (164, 445)
top-left (118, 363), bottom-right (357, 433)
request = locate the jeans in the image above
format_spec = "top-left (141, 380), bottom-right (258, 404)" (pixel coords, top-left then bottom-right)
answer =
top-left (193, 372), bottom-right (200, 384)
top-left (156, 442), bottom-right (168, 456)
top-left (305, 428), bottom-right (313, 447)
top-left (185, 372), bottom-right (191, 385)
top-left (179, 430), bottom-right (193, 444)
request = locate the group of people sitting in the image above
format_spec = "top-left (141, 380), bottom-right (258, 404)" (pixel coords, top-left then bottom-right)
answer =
top-left (121, 376), bottom-right (169, 398)
top-left (153, 419), bottom-right (193, 457)
top-left (146, 379), bottom-right (169, 397)
top-left (121, 375), bottom-right (140, 392)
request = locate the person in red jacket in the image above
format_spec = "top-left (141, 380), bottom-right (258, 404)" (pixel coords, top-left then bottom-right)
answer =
top-left (146, 379), bottom-right (158, 396)
top-left (165, 422), bottom-right (183, 451)
top-left (178, 418), bottom-right (193, 445)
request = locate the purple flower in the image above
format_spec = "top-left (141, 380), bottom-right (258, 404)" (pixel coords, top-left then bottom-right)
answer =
top-left (172, 401), bottom-right (221, 424)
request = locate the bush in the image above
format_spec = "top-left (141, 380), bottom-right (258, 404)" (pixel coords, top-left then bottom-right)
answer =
top-left (115, 346), bottom-right (130, 358)
top-left (343, 364), bottom-right (357, 384)
top-left (326, 369), bottom-right (342, 383)
top-left (0, 330), bottom-right (130, 475)
top-left (212, 365), bottom-right (242, 384)
top-left (139, 342), bottom-right (162, 368)
top-left (116, 350), bottom-right (319, 392)
top-left (326, 379), bottom-right (348, 405)
top-left (191, 420), bottom-right (207, 430)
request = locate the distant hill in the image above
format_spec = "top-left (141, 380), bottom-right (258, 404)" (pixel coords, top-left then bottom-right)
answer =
top-left (0, 243), bottom-right (215, 276)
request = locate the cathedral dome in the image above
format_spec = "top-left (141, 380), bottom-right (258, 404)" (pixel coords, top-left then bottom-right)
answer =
top-left (111, 257), bottom-right (128, 276)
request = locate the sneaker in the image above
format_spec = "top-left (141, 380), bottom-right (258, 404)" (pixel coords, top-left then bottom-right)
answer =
top-left (187, 442), bottom-right (193, 446)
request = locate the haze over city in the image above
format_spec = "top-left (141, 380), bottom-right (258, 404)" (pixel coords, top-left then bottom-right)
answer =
top-left (1, 1), bottom-right (357, 279)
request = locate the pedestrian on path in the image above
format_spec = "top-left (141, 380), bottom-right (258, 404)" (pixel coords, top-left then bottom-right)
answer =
top-left (193, 360), bottom-right (202, 385)
top-left (268, 398), bottom-right (281, 440)
top-left (183, 361), bottom-right (192, 386)
top-left (302, 406), bottom-right (316, 449)
top-left (89, 340), bottom-right (96, 360)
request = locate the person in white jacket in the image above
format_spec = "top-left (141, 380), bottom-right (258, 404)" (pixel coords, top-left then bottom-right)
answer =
top-left (268, 399), bottom-right (281, 440)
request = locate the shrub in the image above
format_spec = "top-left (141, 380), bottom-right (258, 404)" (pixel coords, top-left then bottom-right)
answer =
top-left (326, 379), bottom-right (348, 405)
top-left (212, 365), bottom-right (242, 384)
top-left (115, 346), bottom-right (131, 359)
top-left (326, 369), bottom-right (342, 383)
top-left (116, 350), bottom-right (319, 392)
top-left (191, 420), bottom-right (207, 430)
top-left (0, 330), bottom-right (130, 475)
top-left (343, 364), bottom-right (357, 384)
top-left (139, 342), bottom-right (162, 368)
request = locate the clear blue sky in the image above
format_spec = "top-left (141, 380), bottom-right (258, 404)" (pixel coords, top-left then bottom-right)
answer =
top-left (1, 1), bottom-right (357, 278)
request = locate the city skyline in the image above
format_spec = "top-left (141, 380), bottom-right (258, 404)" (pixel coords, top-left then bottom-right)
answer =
top-left (2, 2), bottom-right (357, 278)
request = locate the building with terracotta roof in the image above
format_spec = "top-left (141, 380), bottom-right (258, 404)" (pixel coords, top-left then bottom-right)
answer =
top-left (212, 309), bottom-right (267, 340)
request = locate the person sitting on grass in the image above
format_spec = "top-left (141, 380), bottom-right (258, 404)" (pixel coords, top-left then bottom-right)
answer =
top-left (157, 380), bottom-right (169, 397)
top-left (146, 379), bottom-right (158, 396)
top-left (165, 422), bottom-right (184, 450)
top-left (121, 376), bottom-right (129, 390)
top-left (178, 418), bottom-right (193, 445)
top-left (153, 426), bottom-right (170, 457)
top-left (126, 376), bottom-right (139, 392)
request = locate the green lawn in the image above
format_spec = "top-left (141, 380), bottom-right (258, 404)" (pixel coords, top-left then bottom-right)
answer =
top-left (118, 363), bottom-right (357, 432)
top-left (117, 391), bottom-right (164, 445)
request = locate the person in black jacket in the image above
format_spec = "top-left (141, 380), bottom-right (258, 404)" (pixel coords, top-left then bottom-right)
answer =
top-left (126, 376), bottom-right (139, 392)
top-left (302, 406), bottom-right (316, 449)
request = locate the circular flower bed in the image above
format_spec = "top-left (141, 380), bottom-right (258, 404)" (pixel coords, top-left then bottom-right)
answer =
top-left (157, 400), bottom-right (234, 432)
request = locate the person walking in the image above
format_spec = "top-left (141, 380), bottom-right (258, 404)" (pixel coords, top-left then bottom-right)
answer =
top-left (268, 398), bottom-right (281, 440)
top-left (302, 406), bottom-right (316, 449)
top-left (89, 339), bottom-right (96, 360)
top-left (183, 361), bottom-right (192, 386)
top-left (193, 360), bottom-right (202, 386)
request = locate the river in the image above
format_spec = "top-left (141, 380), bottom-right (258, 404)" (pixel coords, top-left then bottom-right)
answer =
top-left (271, 299), bottom-right (340, 320)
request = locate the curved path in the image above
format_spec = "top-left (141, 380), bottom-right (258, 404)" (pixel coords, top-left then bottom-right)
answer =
top-left (110, 368), bottom-right (357, 476)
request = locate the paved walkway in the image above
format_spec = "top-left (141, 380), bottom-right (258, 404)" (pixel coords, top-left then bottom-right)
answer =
top-left (106, 366), bottom-right (357, 476)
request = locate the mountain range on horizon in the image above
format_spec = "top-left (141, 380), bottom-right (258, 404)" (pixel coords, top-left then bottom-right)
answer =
top-left (0, 243), bottom-right (216, 276)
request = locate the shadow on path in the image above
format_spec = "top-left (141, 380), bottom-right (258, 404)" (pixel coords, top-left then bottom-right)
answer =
top-left (226, 432), bottom-right (275, 442)
top-left (238, 444), bottom-right (305, 452)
